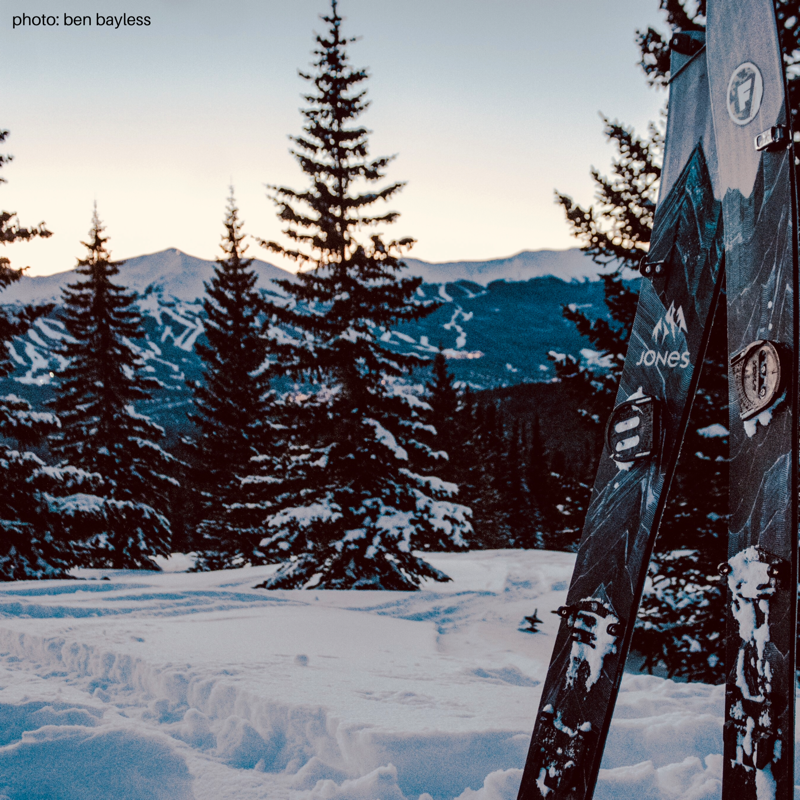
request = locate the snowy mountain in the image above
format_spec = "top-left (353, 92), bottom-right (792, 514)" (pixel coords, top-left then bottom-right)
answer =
top-left (1, 248), bottom-right (620, 437)
top-left (0, 248), bottom-right (296, 305)
top-left (2, 247), bottom-right (603, 305)
top-left (402, 249), bottom-right (603, 285)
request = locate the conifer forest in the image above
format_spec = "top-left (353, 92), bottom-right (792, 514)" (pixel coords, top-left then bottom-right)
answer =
top-left (4, 0), bottom-right (800, 696)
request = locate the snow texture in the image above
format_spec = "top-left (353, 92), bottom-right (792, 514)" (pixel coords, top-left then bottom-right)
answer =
top-left (743, 391), bottom-right (785, 439)
top-left (364, 418), bottom-right (409, 461)
top-left (697, 424), bottom-right (728, 438)
top-left (743, 408), bottom-right (774, 438)
top-left (580, 349), bottom-right (615, 370)
top-left (564, 602), bottom-right (620, 692)
top-left (725, 547), bottom-right (780, 795)
top-left (0, 548), bottom-right (771, 800)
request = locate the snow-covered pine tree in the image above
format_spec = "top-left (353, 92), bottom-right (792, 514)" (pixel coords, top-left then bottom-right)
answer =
top-left (417, 351), bottom-right (472, 552)
top-left (49, 208), bottom-right (176, 569)
top-left (0, 130), bottom-right (121, 579)
top-left (0, 129), bottom-right (53, 364)
top-left (0, 396), bottom-right (106, 580)
top-left (254, 0), bottom-right (470, 589)
top-left (188, 192), bottom-right (274, 570)
top-left (0, 127), bottom-right (69, 578)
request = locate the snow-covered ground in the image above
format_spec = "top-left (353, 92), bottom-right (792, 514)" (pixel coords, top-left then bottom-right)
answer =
top-left (0, 550), bottom-right (737, 799)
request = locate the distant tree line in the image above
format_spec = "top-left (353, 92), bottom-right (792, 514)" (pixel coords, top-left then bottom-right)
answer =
top-left (424, 353), bottom-right (597, 553)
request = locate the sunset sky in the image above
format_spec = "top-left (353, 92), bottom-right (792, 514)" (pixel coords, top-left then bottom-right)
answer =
top-left (4, 0), bottom-right (666, 277)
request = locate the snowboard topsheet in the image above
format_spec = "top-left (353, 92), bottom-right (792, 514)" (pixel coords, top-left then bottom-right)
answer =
top-left (516, 39), bottom-right (724, 800)
top-left (706, 0), bottom-right (799, 797)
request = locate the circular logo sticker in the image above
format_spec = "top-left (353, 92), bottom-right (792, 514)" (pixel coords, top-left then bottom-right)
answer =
top-left (726, 62), bottom-right (764, 125)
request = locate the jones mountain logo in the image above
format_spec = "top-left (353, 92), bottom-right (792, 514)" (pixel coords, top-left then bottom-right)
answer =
top-left (636, 302), bottom-right (690, 369)
top-left (652, 302), bottom-right (687, 343)
top-left (727, 62), bottom-right (764, 126)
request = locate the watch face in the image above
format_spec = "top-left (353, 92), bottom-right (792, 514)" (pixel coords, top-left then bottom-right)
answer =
top-left (731, 341), bottom-right (783, 420)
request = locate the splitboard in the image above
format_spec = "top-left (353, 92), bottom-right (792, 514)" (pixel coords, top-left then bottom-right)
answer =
top-left (516, 35), bottom-right (724, 800)
top-left (706, 1), bottom-right (799, 797)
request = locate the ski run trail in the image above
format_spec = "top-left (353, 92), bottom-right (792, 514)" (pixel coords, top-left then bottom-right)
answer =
top-left (0, 549), bottom-right (759, 800)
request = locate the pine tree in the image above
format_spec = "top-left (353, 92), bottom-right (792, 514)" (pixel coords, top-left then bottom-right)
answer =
top-left (525, 417), bottom-right (555, 548)
top-left (0, 130), bottom-right (121, 579)
top-left (548, 119), bottom-right (660, 553)
top-left (552, 118), bottom-right (660, 506)
top-left (419, 351), bottom-right (473, 551)
top-left (0, 126), bottom-right (66, 579)
top-left (49, 208), bottom-right (176, 569)
top-left (0, 130), bottom-right (64, 580)
top-left (254, 0), bottom-right (470, 589)
top-left (426, 351), bottom-right (460, 483)
top-left (449, 387), bottom-right (484, 548)
top-left (0, 128), bottom-right (53, 376)
top-left (465, 400), bottom-right (512, 549)
top-left (504, 419), bottom-right (539, 548)
top-left (188, 192), bottom-right (274, 570)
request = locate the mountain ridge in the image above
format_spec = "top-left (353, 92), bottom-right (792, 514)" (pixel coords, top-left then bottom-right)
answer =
top-left (401, 248), bottom-right (603, 285)
top-left (4, 247), bottom-right (607, 306)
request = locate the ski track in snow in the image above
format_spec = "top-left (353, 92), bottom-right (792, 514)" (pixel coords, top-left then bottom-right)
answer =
top-left (34, 317), bottom-right (74, 342)
top-left (18, 342), bottom-right (50, 385)
top-left (0, 550), bottom-right (760, 800)
top-left (443, 306), bottom-right (474, 351)
top-left (4, 342), bottom-right (25, 367)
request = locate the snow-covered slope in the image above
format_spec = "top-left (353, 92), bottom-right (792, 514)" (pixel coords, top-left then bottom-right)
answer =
top-left (0, 550), bottom-right (727, 800)
top-left (1, 295), bottom-right (207, 440)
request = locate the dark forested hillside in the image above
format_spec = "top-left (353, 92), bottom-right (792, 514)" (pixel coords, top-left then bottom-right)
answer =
top-left (0, 252), bottom-right (626, 443)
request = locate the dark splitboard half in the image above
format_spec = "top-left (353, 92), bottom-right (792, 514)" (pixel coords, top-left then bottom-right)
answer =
top-left (516, 40), bottom-right (724, 800)
top-left (707, 1), bottom-right (799, 797)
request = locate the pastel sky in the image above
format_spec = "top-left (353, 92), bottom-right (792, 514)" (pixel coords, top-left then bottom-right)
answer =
top-left (4, 1), bottom-right (667, 277)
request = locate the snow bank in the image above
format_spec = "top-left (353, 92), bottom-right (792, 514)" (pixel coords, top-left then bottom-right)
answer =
top-left (0, 720), bottom-right (194, 800)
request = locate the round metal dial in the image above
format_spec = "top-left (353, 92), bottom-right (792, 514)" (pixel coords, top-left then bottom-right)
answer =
top-left (730, 340), bottom-right (784, 420)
